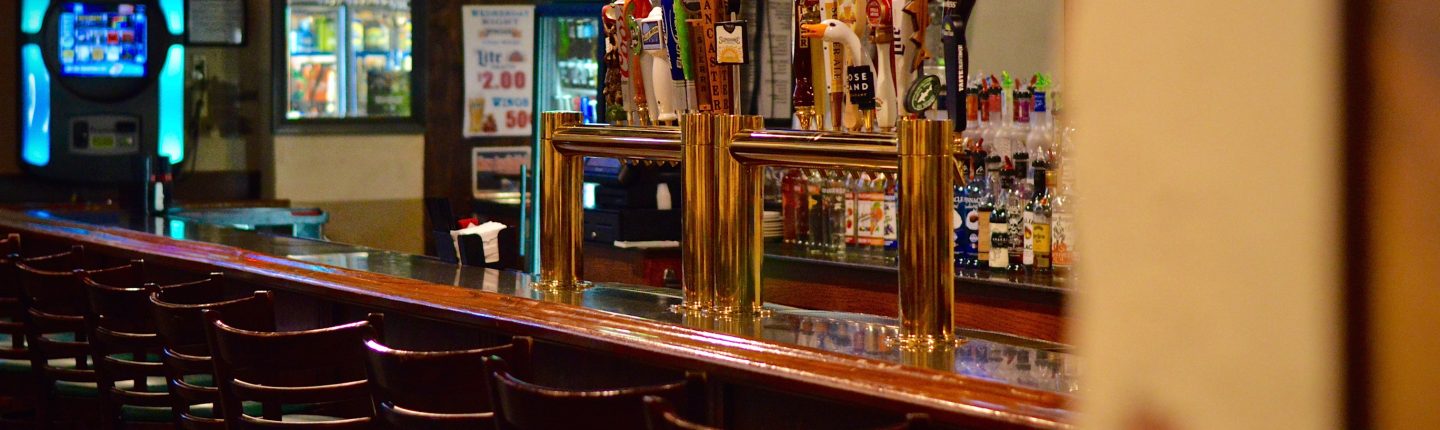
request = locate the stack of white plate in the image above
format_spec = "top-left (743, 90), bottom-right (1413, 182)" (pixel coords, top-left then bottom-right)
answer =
top-left (762, 211), bottom-right (782, 239)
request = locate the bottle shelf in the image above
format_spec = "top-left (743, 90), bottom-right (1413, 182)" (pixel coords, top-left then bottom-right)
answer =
top-left (763, 241), bottom-right (1070, 295)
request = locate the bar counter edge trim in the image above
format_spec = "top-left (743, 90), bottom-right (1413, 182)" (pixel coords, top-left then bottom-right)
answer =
top-left (0, 209), bottom-right (1073, 429)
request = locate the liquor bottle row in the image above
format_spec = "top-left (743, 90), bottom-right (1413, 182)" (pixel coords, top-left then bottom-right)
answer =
top-left (772, 72), bottom-right (1076, 278)
top-left (955, 72), bottom-right (1074, 276)
top-left (777, 168), bottom-right (899, 264)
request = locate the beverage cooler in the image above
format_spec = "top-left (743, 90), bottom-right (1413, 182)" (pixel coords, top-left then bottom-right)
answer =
top-left (284, 0), bottom-right (413, 119)
top-left (524, 4), bottom-right (605, 270)
top-left (535, 5), bottom-right (604, 123)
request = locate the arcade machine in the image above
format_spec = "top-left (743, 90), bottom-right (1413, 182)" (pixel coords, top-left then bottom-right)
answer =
top-left (18, 0), bottom-right (186, 187)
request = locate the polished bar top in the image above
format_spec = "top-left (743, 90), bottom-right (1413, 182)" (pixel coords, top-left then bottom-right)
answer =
top-left (1, 209), bottom-right (1075, 428)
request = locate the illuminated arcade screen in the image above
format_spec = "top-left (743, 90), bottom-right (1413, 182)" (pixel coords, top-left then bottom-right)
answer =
top-left (58, 3), bottom-right (148, 77)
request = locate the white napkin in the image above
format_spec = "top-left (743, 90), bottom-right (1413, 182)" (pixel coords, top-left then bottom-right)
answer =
top-left (450, 221), bottom-right (508, 264)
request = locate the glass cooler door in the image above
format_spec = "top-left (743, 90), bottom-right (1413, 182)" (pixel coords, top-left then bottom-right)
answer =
top-left (526, 5), bottom-right (604, 271)
top-left (536, 12), bottom-right (602, 123)
top-left (348, 1), bottom-right (412, 117)
top-left (286, 2), bottom-right (344, 118)
top-left (284, 0), bottom-right (412, 119)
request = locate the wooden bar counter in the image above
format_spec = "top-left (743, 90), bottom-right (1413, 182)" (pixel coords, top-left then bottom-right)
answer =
top-left (0, 209), bottom-right (1075, 429)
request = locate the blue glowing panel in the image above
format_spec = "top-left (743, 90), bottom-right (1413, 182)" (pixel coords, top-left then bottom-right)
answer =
top-left (21, 0), bottom-right (50, 34)
top-left (21, 44), bottom-right (52, 167)
top-left (58, 3), bottom-right (149, 77)
top-left (158, 0), bottom-right (183, 35)
top-left (158, 44), bottom-right (185, 164)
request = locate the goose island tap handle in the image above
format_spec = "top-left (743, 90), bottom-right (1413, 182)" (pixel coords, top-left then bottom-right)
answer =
top-left (943, 0), bottom-right (976, 131)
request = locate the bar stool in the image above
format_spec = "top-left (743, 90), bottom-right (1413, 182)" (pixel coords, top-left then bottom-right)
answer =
top-left (642, 396), bottom-right (933, 430)
top-left (0, 234), bottom-right (38, 428)
top-left (150, 281), bottom-right (276, 430)
top-left (484, 355), bottom-right (707, 430)
top-left (85, 271), bottom-right (228, 429)
top-left (15, 246), bottom-right (142, 428)
top-left (204, 311), bottom-right (384, 429)
top-left (642, 395), bottom-right (719, 430)
top-left (362, 336), bottom-right (533, 429)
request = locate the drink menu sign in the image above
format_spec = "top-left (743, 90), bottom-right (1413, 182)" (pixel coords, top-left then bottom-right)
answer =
top-left (462, 5), bottom-right (535, 137)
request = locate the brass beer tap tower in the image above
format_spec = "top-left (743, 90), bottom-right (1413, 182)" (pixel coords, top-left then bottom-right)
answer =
top-left (539, 110), bottom-right (961, 345)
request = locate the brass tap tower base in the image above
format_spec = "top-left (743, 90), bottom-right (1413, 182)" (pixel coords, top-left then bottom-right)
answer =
top-left (794, 107), bottom-right (818, 130)
top-left (531, 278), bottom-right (594, 293)
top-left (890, 333), bottom-right (965, 350)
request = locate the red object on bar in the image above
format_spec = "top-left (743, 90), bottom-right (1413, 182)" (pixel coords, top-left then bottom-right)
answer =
top-left (457, 217), bottom-right (480, 229)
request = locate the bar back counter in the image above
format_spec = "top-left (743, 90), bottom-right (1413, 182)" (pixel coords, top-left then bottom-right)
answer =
top-left (0, 208), bottom-right (1074, 429)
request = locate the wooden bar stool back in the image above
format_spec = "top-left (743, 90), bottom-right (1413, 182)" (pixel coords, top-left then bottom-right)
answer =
top-left (0, 233), bottom-right (29, 369)
top-left (363, 336), bottom-right (533, 430)
top-left (0, 234), bottom-right (38, 428)
top-left (86, 271), bottom-right (226, 429)
top-left (642, 395), bottom-right (719, 430)
top-left (14, 246), bottom-right (141, 427)
top-left (150, 282), bottom-right (275, 430)
top-left (204, 311), bottom-right (384, 429)
top-left (484, 355), bottom-right (707, 430)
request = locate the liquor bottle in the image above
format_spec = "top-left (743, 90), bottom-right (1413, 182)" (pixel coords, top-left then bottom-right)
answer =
top-left (807, 169), bottom-right (826, 251)
top-left (955, 149), bottom-right (986, 267)
top-left (858, 171), bottom-right (886, 260)
top-left (1026, 166), bottom-right (1053, 273)
top-left (882, 171), bottom-right (899, 263)
top-left (1050, 125), bottom-right (1075, 277)
top-left (977, 155), bottom-right (1000, 269)
top-left (1004, 165), bottom-right (1025, 272)
top-left (782, 168), bottom-right (809, 245)
top-left (1022, 161), bottom-right (1047, 270)
top-left (1025, 74), bottom-right (1053, 170)
top-left (979, 75), bottom-right (1002, 154)
top-left (987, 166), bottom-right (1012, 272)
top-left (823, 170), bottom-right (849, 255)
top-left (845, 171), bottom-right (859, 249)
top-left (1011, 89), bottom-right (1033, 193)
top-left (960, 82), bottom-right (982, 148)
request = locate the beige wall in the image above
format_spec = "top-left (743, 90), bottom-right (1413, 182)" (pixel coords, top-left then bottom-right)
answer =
top-left (1370, 1), bottom-right (1440, 427)
top-left (272, 134), bottom-right (426, 254)
top-left (1070, 1), bottom-right (1342, 429)
top-left (966, 0), bottom-right (1065, 84)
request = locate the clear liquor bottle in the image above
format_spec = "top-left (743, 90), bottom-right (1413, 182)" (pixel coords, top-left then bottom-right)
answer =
top-left (1050, 127), bottom-right (1075, 277)
top-left (1004, 166), bottom-right (1026, 272)
top-left (822, 170), bottom-right (849, 255)
top-left (987, 162), bottom-right (1012, 272)
top-left (976, 155), bottom-right (1000, 269)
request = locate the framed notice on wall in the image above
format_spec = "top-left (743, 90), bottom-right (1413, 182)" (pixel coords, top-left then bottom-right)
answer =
top-left (462, 5), bottom-right (536, 137)
top-left (473, 146), bottom-right (531, 202)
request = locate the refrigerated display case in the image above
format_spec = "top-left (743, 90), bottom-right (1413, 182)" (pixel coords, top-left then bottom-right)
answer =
top-left (524, 4), bottom-right (605, 271)
top-left (276, 0), bottom-right (419, 131)
top-left (535, 8), bottom-right (603, 123)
